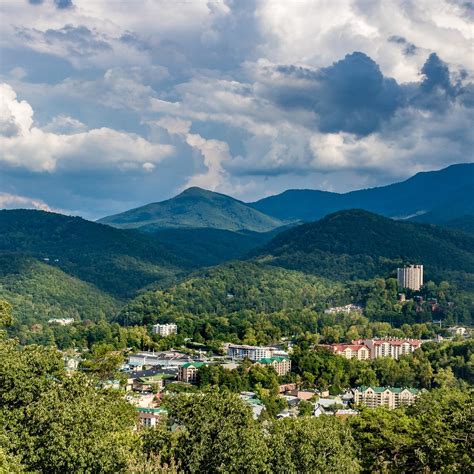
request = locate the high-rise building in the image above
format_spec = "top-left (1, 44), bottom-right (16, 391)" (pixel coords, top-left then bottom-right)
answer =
top-left (397, 264), bottom-right (423, 291)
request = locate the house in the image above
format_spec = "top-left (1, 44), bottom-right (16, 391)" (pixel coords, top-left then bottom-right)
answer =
top-left (137, 407), bottom-right (167, 428)
top-left (353, 386), bottom-right (419, 409)
top-left (313, 404), bottom-right (325, 417)
top-left (132, 374), bottom-right (166, 393)
top-left (48, 318), bottom-right (74, 325)
top-left (254, 356), bottom-right (292, 376)
top-left (177, 362), bottom-right (206, 383)
top-left (335, 409), bottom-right (358, 418)
top-left (447, 327), bottom-right (467, 337)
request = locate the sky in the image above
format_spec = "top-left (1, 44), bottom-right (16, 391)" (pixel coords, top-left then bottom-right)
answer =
top-left (0, 0), bottom-right (473, 219)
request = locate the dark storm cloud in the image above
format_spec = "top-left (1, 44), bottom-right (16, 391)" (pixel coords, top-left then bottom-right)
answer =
top-left (268, 52), bottom-right (403, 136)
top-left (54, 0), bottom-right (73, 9)
top-left (261, 52), bottom-right (473, 136)
top-left (388, 35), bottom-right (418, 56)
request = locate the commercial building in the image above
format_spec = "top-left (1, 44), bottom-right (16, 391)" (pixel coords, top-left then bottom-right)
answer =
top-left (353, 386), bottom-right (419, 409)
top-left (324, 304), bottom-right (363, 314)
top-left (397, 265), bottom-right (423, 291)
top-left (324, 338), bottom-right (421, 360)
top-left (255, 356), bottom-right (291, 376)
top-left (325, 344), bottom-right (370, 360)
top-left (128, 351), bottom-right (192, 368)
top-left (227, 344), bottom-right (274, 361)
top-left (354, 338), bottom-right (422, 360)
top-left (178, 362), bottom-right (206, 384)
top-left (152, 323), bottom-right (177, 337)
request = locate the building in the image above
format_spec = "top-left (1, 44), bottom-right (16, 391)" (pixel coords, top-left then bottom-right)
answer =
top-left (132, 375), bottom-right (166, 393)
top-left (324, 304), bottom-right (363, 314)
top-left (353, 386), bottom-right (419, 409)
top-left (227, 344), bottom-right (274, 361)
top-left (255, 356), bottom-right (291, 376)
top-left (178, 362), bottom-right (206, 383)
top-left (137, 407), bottom-right (167, 428)
top-left (397, 264), bottom-right (423, 291)
top-left (355, 338), bottom-right (421, 360)
top-left (325, 344), bottom-right (370, 360)
top-left (48, 318), bottom-right (74, 325)
top-left (447, 326), bottom-right (467, 337)
top-left (128, 351), bottom-right (193, 368)
top-left (152, 323), bottom-right (177, 337)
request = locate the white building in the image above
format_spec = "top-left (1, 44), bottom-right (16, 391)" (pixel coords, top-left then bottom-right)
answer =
top-left (152, 323), bottom-right (177, 337)
top-left (48, 318), bottom-right (74, 325)
top-left (227, 344), bottom-right (274, 361)
top-left (397, 265), bottom-right (423, 291)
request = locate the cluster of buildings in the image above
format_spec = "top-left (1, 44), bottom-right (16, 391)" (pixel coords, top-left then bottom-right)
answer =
top-left (324, 304), bottom-right (363, 315)
top-left (322, 338), bottom-right (422, 360)
top-left (48, 318), bottom-right (74, 326)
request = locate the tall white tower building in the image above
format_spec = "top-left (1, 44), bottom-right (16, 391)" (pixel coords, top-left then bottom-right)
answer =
top-left (397, 265), bottom-right (423, 291)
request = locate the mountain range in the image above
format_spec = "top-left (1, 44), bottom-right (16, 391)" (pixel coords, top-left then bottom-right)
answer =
top-left (1, 163), bottom-right (473, 325)
top-left (99, 163), bottom-right (474, 233)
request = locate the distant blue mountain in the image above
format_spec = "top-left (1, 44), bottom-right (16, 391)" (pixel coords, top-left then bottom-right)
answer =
top-left (250, 163), bottom-right (474, 224)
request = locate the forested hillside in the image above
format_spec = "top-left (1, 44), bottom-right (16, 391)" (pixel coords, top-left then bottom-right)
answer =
top-left (255, 209), bottom-right (474, 287)
top-left (0, 210), bottom-right (190, 298)
top-left (0, 255), bottom-right (120, 325)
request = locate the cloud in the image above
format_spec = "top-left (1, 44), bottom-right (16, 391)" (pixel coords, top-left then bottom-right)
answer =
top-left (0, 83), bottom-right (174, 172)
top-left (0, 192), bottom-right (54, 212)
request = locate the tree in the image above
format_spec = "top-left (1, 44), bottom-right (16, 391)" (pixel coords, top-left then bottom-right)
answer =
top-left (0, 300), bottom-right (12, 328)
top-left (269, 416), bottom-right (360, 473)
top-left (161, 390), bottom-right (269, 473)
top-left (0, 337), bottom-right (137, 472)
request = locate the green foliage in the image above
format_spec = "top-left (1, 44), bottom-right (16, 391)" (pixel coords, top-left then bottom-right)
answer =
top-left (269, 416), bottom-right (360, 473)
top-left (0, 337), bottom-right (137, 473)
top-left (117, 261), bottom-right (344, 343)
top-left (256, 209), bottom-right (474, 288)
top-left (350, 388), bottom-right (474, 473)
top-left (0, 300), bottom-right (12, 327)
top-left (0, 255), bottom-right (120, 326)
top-left (162, 390), bottom-right (269, 473)
top-left (98, 186), bottom-right (286, 232)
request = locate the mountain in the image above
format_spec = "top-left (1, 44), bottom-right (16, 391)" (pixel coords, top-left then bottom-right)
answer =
top-left (98, 187), bottom-right (286, 232)
top-left (250, 163), bottom-right (474, 222)
top-left (254, 209), bottom-right (474, 286)
top-left (0, 209), bottom-right (190, 298)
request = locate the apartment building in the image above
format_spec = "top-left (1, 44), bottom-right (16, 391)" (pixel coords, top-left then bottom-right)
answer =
top-left (397, 265), bottom-right (423, 291)
top-left (178, 362), bottom-right (206, 384)
top-left (152, 323), bottom-right (177, 337)
top-left (355, 338), bottom-right (422, 360)
top-left (326, 343), bottom-right (371, 360)
top-left (255, 356), bottom-right (292, 376)
top-left (353, 386), bottom-right (419, 409)
top-left (227, 344), bottom-right (274, 361)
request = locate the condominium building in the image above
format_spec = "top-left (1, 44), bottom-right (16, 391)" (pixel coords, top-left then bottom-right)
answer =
top-left (255, 357), bottom-right (292, 376)
top-left (152, 323), bottom-right (177, 337)
top-left (178, 362), bottom-right (206, 384)
top-left (353, 386), bottom-right (419, 409)
top-left (325, 344), bottom-right (371, 360)
top-left (227, 344), bottom-right (274, 361)
top-left (354, 338), bottom-right (421, 360)
top-left (397, 265), bottom-right (423, 291)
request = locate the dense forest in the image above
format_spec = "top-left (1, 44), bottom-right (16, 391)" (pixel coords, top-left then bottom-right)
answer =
top-left (256, 209), bottom-right (474, 288)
